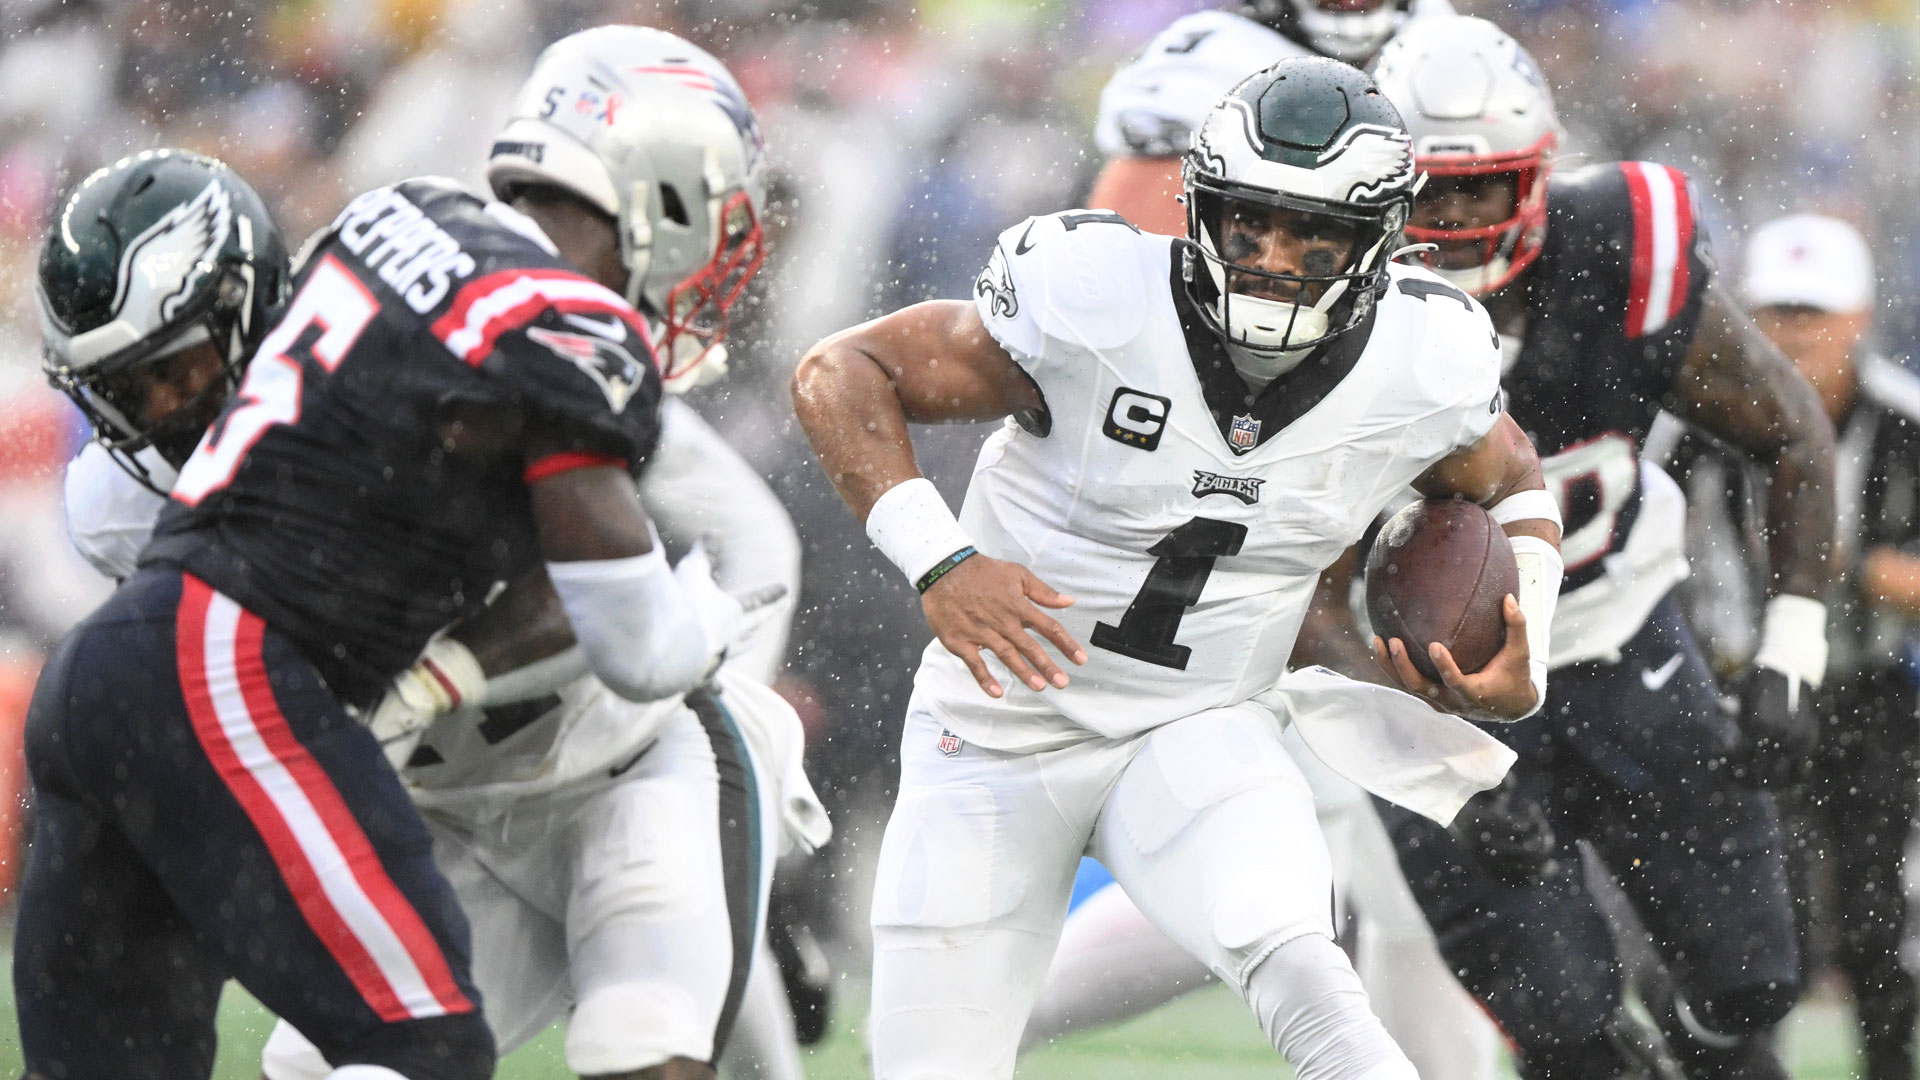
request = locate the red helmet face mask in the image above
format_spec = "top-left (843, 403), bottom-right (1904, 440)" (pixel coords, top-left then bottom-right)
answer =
top-left (1405, 131), bottom-right (1556, 296)
top-left (660, 189), bottom-right (768, 388)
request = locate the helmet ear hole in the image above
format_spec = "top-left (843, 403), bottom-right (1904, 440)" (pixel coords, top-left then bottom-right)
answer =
top-left (659, 183), bottom-right (690, 227)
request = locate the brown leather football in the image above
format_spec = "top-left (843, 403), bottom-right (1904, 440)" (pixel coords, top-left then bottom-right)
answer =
top-left (1364, 498), bottom-right (1519, 683)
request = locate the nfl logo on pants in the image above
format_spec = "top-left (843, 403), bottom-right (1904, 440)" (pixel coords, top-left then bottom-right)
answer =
top-left (937, 729), bottom-right (963, 757)
top-left (1230, 414), bottom-right (1261, 453)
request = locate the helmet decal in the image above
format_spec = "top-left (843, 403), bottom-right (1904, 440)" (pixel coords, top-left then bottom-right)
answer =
top-left (1315, 123), bottom-right (1416, 202)
top-left (112, 178), bottom-right (234, 329)
top-left (487, 27), bottom-right (770, 392)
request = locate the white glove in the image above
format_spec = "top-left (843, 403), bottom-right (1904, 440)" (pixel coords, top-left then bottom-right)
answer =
top-left (363, 637), bottom-right (485, 769)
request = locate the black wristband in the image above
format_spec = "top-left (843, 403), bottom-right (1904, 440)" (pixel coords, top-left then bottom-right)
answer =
top-left (916, 546), bottom-right (979, 593)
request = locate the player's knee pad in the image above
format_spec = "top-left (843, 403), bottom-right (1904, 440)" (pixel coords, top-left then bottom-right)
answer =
top-left (328, 1012), bottom-right (496, 1080)
top-left (1244, 934), bottom-right (1416, 1080)
top-left (567, 982), bottom-right (707, 1075)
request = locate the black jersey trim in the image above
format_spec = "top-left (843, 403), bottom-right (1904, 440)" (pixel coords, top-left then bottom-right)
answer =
top-left (686, 686), bottom-right (763, 1064)
top-left (1165, 240), bottom-right (1373, 453)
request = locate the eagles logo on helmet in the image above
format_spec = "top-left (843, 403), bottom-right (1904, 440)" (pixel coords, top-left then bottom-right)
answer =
top-left (1181, 57), bottom-right (1416, 377)
top-left (37, 149), bottom-right (290, 490)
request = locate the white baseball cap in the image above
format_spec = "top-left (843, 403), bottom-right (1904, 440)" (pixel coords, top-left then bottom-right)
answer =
top-left (1741, 213), bottom-right (1875, 313)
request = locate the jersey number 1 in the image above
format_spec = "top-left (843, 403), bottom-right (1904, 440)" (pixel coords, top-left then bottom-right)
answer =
top-left (1091, 517), bottom-right (1246, 670)
top-left (174, 255), bottom-right (378, 506)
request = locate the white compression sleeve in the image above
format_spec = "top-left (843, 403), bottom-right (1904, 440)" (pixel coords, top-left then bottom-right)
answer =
top-left (1507, 533), bottom-right (1563, 719)
top-left (546, 548), bottom-right (717, 702)
top-left (479, 645), bottom-right (589, 705)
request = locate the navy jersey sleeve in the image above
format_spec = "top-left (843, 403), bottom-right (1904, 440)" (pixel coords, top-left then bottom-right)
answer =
top-left (428, 266), bottom-right (664, 470)
top-left (1558, 162), bottom-right (1715, 366)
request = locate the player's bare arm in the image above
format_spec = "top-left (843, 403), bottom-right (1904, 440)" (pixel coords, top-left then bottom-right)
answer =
top-left (1087, 156), bottom-right (1187, 236)
top-left (1670, 279), bottom-right (1837, 599)
top-left (792, 300), bottom-right (1087, 699)
top-left (1670, 278), bottom-right (1838, 784)
top-left (1373, 414), bottom-right (1563, 722)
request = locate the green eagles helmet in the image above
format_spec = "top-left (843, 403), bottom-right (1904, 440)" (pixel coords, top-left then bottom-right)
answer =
top-left (1182, 57), bottom-right (1417, 371)
top-left (37, 148), bottom-right (290, 477)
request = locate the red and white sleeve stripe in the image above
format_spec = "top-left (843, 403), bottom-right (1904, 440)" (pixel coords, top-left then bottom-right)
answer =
top-left (1621, 162), bottom-right (1697, 340)
top-left (176, 575), bottom-right (474, 1023)
top-left (430, 268), bottom-right (656, 370)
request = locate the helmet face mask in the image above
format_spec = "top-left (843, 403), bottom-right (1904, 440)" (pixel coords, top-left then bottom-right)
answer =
top-left (658, 187), bottom-right (767, 390)
top-left (1370, 16), bottom-right (1562, 296)
top-left (487, 26), bottom-right (770, 393)
top-left (1244, 0), bottom-right (1415, 63)
top-left (1182, 58), bottom-right (1416, 374)
top-left (37, 149), bottom-right (289, 487)
top-left (1404, 141), bottom-right (1553, 295)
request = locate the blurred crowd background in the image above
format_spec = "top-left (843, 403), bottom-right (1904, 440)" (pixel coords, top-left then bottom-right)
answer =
top-left (0, 0), bottom-right (1916, 937)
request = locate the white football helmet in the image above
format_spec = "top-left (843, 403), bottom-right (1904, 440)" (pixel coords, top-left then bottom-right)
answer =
top-left (1246, 0), bottom-right (1417, 64)
top-left (488, 26), bottom-right (768, 391)
top-left (1371, 16), bottom-right (1562, 295)
top-left (1184, 57), bottom-right (1416, 375)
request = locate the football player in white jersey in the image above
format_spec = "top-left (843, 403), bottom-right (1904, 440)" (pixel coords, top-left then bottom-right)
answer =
top-left (1091, 0), bottom-right (1453, 234)
top-left (54, 29), bottom-right (830, 1080)
top-left (1039, 6), bottom-right (1505, 1077)
top-left (794, 58), bottom-right (1565, 1080)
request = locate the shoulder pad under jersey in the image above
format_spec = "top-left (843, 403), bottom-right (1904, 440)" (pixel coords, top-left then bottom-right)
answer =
top-left (1095, 10), bottom-right (1308, 158)
top-left (1547, 161), bottom-right (1715, 342)
top-left (1384, 262), bottom-right (1505, 422)
top-left (973, 209), bottom-right (1165, 365)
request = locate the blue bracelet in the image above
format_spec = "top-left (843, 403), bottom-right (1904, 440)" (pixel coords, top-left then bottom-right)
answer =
top-left (916, 546), bottom-right (979, 594)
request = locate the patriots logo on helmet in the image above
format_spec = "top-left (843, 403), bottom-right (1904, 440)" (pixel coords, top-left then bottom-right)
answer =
top-left (114, 177), bottom-right (233, 327)
top-left (528, 323), bottom-right (645, 413)
top-left (630, 64), bottom-right (766, 171)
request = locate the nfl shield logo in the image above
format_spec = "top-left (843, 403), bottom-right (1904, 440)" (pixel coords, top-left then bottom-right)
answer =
top-left (937, 729), bottom-right (963, 757)
top-left (1229, 414), bottom-right (1261, 453)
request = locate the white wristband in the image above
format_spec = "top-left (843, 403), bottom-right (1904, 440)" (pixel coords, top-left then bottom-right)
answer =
top-left (1508, 533), bottom-right (1563, 719)
top-left (1489, 488), bottom-right (1564, 531)
top-left (1753, 594), bottom-right (1828, 689)
top-left (865, 477), bottom-right (974, 586)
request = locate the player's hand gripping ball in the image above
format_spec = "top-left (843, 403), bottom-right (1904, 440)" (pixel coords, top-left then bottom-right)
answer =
top-left (1367, 498), bottom-right (1538, 721)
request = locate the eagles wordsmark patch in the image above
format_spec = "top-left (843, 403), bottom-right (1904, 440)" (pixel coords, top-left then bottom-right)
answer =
top-left (528, 326), bottom-right (644, 413)
top-left (1191, 470), bottom-right (1263, 504)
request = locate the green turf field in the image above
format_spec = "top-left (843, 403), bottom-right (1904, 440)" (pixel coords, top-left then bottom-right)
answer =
top-left (0, 975), bottom-right (1878, 1078)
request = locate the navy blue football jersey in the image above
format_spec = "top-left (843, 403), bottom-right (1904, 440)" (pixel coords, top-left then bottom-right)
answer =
top-left (1503, 161), bottom-right (1712, 588)
top-left (145, 178), bottom-right (663, 706)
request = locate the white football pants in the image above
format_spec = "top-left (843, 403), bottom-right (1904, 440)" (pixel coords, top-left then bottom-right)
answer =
top-left (263, 703), bottom-right (776, 1078)
top-left (869, 703), bottom-right (1414, 1080)
top-left (1023, 756), bottom-right (1503, 1080)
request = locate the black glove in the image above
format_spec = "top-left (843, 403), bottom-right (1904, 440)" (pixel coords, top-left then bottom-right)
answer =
top-left (1728, 665), bottom-right (1816, 789)
top-left (1451, 779), bottom-right (1557, 885)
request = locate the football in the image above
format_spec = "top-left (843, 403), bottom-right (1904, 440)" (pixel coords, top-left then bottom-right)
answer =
top-left (1364, 498), bottom-right (1520, 683)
